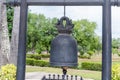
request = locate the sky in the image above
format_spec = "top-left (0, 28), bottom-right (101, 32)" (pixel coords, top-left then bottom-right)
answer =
top-left (29, 6), bottom-right (120, 38)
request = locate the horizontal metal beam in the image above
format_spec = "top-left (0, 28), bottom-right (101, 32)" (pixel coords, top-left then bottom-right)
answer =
top-left (5, 0), bottom-right (120, 6)
top-left (27, 0), bottom-right (103, 6)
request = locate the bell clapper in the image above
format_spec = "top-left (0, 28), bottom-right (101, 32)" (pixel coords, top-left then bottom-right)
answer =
top-left (62, 66), bottom-right (68, 75)
top-left (62, 66), bottom-right (68, 79)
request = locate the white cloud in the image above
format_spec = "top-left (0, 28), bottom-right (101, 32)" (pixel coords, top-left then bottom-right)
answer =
top-left (29, 6), bottom-right (120, 38)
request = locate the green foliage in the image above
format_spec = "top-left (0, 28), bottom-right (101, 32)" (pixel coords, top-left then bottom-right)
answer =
top-left (118, 53), bottom-right (120, 56)
top-left (27, 13), bottom-right (58, 53)
top-left (112, 38), bottom-right (120, 49)
top-left (26, 54), bottom-right (50, 60)
top-left (112, 64), bottom-right (120, 80)
top-left (112, 48), bottom-right (119, 55)
top-left (78, 54), bottom-right (90, 59)
top-left (0, 64), bottom-right (16, 80)
top-left (112, 38), bottom-right (120, 55)
top-left (7, 5), bottom-right (14, 39)
top-left (87, 51), bottom-right (94, 56)
top-left (81, 62), bottom-right (102, 71)
top-left (34, 60), bottom-right (50, 67)
top-left (26, 58), bottom-right (50, 67)
top-left (87, 51), bottom-right (94, 58)
top-left (27, 13), bottom-right (101, 55)
top-left (73, 19), bottom-right (101, 56)
top-left (26, 58), bottom-right (35, 66)
top-left (26, 54), bottom-right (42, 60)
top-left (41, 54), bottom-right (50, 58)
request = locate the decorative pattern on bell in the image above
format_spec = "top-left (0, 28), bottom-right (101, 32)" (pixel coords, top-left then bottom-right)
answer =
top-left (50, 16), bottom-right (78, 67)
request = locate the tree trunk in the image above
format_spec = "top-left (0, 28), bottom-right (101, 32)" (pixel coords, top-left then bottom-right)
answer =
top-left (9, 6), bottom-right (20, 66)
top-left (0, 0), bottom-right (10, 66)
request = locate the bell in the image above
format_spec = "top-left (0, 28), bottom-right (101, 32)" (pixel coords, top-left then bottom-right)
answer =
top-left (50, 16), bottom-right (78, 67)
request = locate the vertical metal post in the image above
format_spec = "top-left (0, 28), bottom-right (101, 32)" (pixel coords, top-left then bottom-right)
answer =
top-left (102, 0), bottom-right (112, 80)
top-left (16, 0), bottom-right (28, 80)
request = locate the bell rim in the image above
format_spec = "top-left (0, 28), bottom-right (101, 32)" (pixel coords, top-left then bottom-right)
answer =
top-left (50, 62), bottom-right (78, 67)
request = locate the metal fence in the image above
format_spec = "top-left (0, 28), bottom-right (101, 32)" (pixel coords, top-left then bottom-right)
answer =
top-left (42, 74), bottom-right (83, 80)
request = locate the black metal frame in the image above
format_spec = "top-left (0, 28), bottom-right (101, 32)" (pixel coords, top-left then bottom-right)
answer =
top-left (16, 0), bottom-right (28, 80)
top-left (5, 0), bottom-right (120, 80)
top-left (5, 0), bottom-right (120, 6)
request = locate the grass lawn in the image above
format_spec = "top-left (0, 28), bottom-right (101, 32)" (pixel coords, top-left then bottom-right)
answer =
top-left (26, 66), bottom-right (101, 80)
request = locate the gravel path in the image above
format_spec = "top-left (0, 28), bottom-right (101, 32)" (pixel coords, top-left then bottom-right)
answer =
top-left (25, 72), bottom-right (94, 80)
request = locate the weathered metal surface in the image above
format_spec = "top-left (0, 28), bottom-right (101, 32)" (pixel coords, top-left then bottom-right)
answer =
top-left (50, 17), bottom-right (78, 67)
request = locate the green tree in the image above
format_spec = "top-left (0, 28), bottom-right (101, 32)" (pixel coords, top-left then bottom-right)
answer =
top-left (27, 13), bottom-right (101, 56)
top-left (73, 19), bottom-right (101, 55)
top-left (38, 18), bottom-right (57, 54)
top-left (112, 38), bottom-right (120, 55)
top-left (27, 13), bottom-right (57, 54)
top-left (112, 38), bottom-right (120, 49)
top-left (27, 13), bottom-right (41, 53)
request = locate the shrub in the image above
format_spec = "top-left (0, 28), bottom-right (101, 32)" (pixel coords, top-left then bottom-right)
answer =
top-left (26, 58), bottom-right (35, 66)
top-left (41, 54), bottom-right (50, 58)
top-left (112, 64), bottom-right (120, 80)
top-left (117, 52), bottom-right (120, 56)
top-left (81, 62), bottom-right (102, 71)
top-left (26, 58), bottom-right (50, 67)
top-left (26, 54), bottom-right (41, 60)
top-left (78, 54), bottom-right (90, 59)
top-left (0, 64), bottom-right (16, 80)
top-left (26, 54), bottom-right (33, 58)
top-left (87, 51), bottom-right (94, 56)
top-left (34, 60), bottom-right (50, 67)
top-left (26, 54), bottom-right (50, 60)
top-left (33, 54), bottom-right (42, 60)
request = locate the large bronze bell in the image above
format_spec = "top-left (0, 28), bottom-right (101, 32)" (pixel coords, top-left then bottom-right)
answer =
top-left (50, 16), bottom-right (78, 67)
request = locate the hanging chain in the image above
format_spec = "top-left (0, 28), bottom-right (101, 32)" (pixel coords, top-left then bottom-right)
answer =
top-left (64, 0), bottom-right (66, 17)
